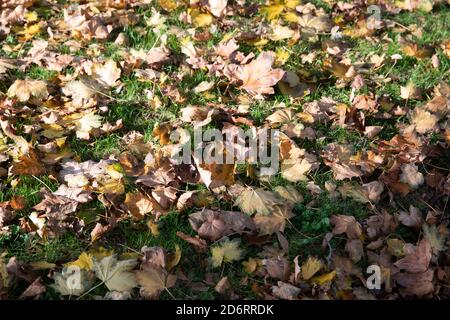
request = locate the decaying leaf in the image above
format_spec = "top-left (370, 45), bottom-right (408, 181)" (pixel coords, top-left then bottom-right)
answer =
top-left (93, 255), bottom-right (138, 292)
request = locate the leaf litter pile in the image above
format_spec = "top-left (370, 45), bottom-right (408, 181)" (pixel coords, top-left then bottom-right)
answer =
top-left (0, 0), bottom-right (449, 300)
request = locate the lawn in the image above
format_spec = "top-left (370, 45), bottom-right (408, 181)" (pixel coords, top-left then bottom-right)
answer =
top-left (0, 0), bottom-right (449, 300)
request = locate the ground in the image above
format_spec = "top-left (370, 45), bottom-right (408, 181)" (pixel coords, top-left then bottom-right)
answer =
top-left (0, 0), bottom-right (449, 300)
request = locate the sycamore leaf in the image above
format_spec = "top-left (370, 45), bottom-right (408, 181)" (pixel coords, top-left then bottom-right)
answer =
top-left (400, 82), bottom-right (421, 100)
top-left (53, 267), bottom-right (93, 296)
top-left (394, 239), bottom-right (431, 273)
top-left (92, 60), bottom-right (121, 88)
top-left (12, 150), bottom-right (47, 176)
top-left (62, 80), bottom-right (95, 106)
top-left (75, 112), bottom-right (102, 139)
top-left (235, 187), bottom-right (282, 216)
top-left (93, 255), bottom-right (138, 292)
top-left (7, 79), bottom-right (48, 102)
top-left (189, 208), bottom-right (255, 241)
top-left (211, 238), bottom-right (243, 268)
top-left (65, 252), bottom-right (94, 271)
top-left (234, 52), bottom-right (285, 96)
top-left (273, 185), bottom-right (303, 205)
top-left (253, 205), bottom-right (294, 235)
top-left (157, 0), bottom-right (179, 11)
top-left (281, 158), bottom-right (313, 182)
top-left (399, 205), bottom-right (423, 229)
top-left (124, 191), bottom-right (154, 220)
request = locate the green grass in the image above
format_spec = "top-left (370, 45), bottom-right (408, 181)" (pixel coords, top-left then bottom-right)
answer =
top-left (1, 1), bottom-right (449, 300)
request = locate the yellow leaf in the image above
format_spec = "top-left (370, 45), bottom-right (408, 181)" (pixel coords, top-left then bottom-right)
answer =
top-left (311, 270), bottom-right (336, 285)
top-left (261, 4), bottom-right (284, 21)
top-left (135, 266), bottom-right (176, 298)
top-left (90, 247), bottom-right (114, 260)
top-left (301, 256), bottom-right (324, 280)
top-left (18, 22), bottom-right (44, 41)
top-left (235, 187), bottom-right (282, 216)
top-left (242, 258), bottom-right (260, 273)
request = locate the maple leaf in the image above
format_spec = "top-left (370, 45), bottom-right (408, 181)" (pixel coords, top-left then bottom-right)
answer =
top-left (189, 208), bottom-right (255, 241)
top-left (124, 191), bottom-right (155, 220)
top-left (93, 255), bottom-right (138, 292)
top-left (301, 256), bottom-right (324, 280)
top-left (91, 60), bottom-right (121, 88)
top-left (394, 239), bottom-right (431, 273)
top-left (211, 238), bottom-right (244, 268)
top-left (62, 80), bottom-right (96, 106)
top-left (399, 163), bottom-right (424, 189)
top-left (235, 187), bottom-right (282, 216)
top-left (7, 79), bottom-right (48, 103)
top-left (233, 52), bottom-right (285, 96)
top-left (263, 256), bottom-right (290, 281)
top-left (253, 205), bottom-right (294, 235)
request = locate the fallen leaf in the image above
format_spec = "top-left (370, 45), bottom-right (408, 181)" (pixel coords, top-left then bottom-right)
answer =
top-left (93, 255), bottom-right (138, 292)
top-left (211, 238), bottom-right (243, 268)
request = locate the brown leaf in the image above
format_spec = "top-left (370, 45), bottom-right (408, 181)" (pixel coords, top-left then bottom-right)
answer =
top-left (330, 215), bottom-right (362, 239)
top-left (0, 207), bottom-right (14, 228)
top-left (271, 281), bottom-right (300, 300)
top-left (394, 270), bottom-right (434, 297)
